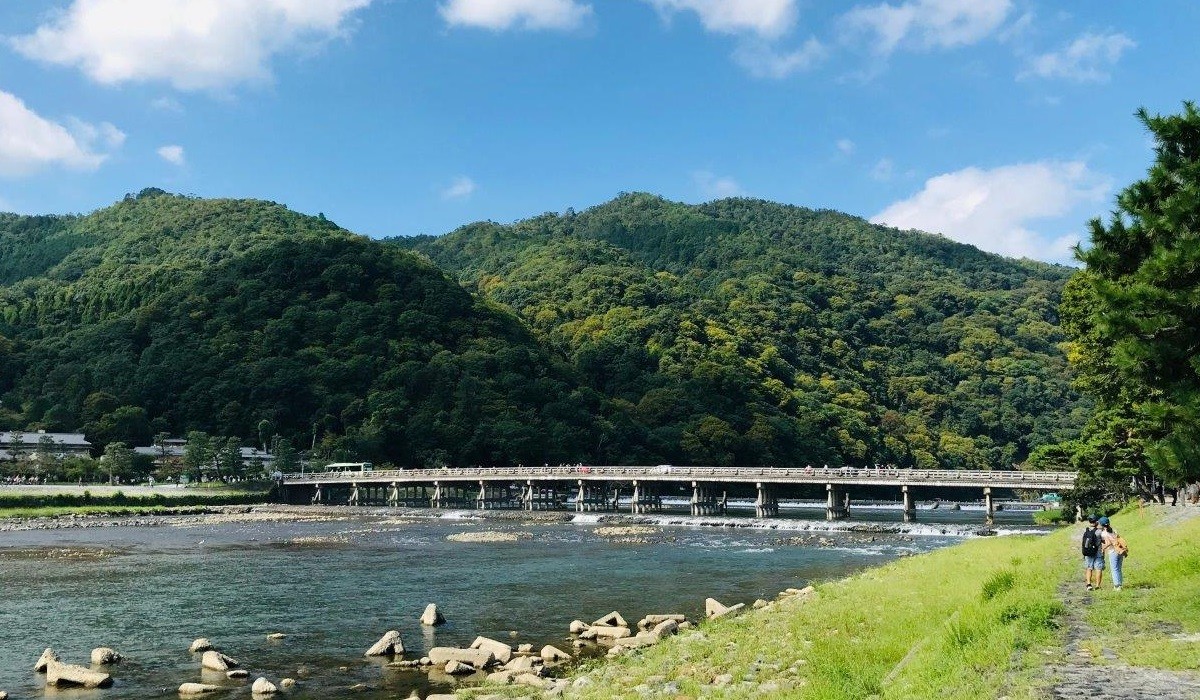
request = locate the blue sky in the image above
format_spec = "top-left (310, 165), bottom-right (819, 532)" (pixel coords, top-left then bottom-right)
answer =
top-left (0, 1), bottom-right (1194, 263)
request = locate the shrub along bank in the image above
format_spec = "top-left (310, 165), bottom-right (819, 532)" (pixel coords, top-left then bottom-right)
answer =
top-left (0, 489), bottom-right (268, 519)
top-left (473, 505), bottom-right (1197, 699)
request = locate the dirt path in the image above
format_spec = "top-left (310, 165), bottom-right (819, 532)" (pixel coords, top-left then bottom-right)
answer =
top-left (1045, 514), bottom-right (1200, 699)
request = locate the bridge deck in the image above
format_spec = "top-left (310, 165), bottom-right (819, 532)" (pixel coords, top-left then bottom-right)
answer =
top-left (281, 466), bottom-right (1075, 490)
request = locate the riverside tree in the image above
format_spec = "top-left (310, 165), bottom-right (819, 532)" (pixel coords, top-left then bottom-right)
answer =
top-left (1061, 102), bottom-right (1200, 503)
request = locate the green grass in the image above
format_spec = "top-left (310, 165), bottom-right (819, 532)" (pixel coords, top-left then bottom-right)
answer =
top-left (463, 506), bottom-right (1199, 699)
top-left (1079, 506), bottom-right (1200, 671)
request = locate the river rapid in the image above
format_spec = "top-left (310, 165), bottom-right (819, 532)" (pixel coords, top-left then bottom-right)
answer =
top-left (0, 505), bottom-right (1039, 699)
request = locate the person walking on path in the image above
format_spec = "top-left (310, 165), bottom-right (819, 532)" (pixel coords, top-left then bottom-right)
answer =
top-left (1082, 515), bottom-right (1104, 590)
top-left (1099, 516), bottom-right (1127, 590)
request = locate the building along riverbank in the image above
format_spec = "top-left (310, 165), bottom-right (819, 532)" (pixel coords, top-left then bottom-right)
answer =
top-left (506, 505), bottom-right (1200, 700)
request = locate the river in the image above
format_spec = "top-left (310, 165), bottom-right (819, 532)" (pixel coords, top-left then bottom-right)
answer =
top-left (0, 504), bottom-right (1040, 698)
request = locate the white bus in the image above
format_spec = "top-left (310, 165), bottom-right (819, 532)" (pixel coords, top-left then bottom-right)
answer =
top-left (324, 462), bottom-right (374, 473)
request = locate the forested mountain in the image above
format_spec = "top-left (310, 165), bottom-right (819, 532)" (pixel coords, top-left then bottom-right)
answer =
top-left (398, 193), bottom-right (1088, 469)
top-left (0, 189), bottom-right (1086, 469)
top-left (0, 189), bottom-right (598, 466)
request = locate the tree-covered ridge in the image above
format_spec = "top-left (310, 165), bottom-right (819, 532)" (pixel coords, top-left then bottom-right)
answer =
top-left (399, 193), bottom-right (1087, 469)
top-left (0, 189), bottom-right (597, 466)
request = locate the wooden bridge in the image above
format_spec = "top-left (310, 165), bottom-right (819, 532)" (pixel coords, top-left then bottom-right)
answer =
top-left (277, 465), bottom-right (1075, 524)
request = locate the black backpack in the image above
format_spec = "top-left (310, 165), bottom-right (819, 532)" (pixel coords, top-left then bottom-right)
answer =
top-left (1081, 527), bottom-right (1099, 557)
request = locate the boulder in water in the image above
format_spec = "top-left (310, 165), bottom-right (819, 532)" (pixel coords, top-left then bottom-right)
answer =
top-left (251, 677), bottom-right (278, 694)
top-left (201, 650), bottom-right (238, 671)
top-left (469, 636), bottom-right (513, 664)
top-left (540, 645), bottom-right (571, 662)
top-left (266, 633), bottom-right (286, 640)
top-left (364, 630), bottom-right (404, 657)
top-left (280, 678), bottom-right (296, 689)
top-left (420, 603), bottom-right (445, 626)
top-left (178, 682), bottom-right (222, 694)
top-left (569, 620), bottom-right (588, 634)
top-left (227, 669), bottom-right (249, 679)
top-left (189, 638), bottom-right (215, 653)
top-left (45, 660), bottom-right (113, 688)
top-left (444, 660), bottom-right (473, 675)
top-left (427, 647), bottom-right (494, 669)
top-left (91, 647), bottom-right (123, 665)
top-left (591, 611), bottom-right (628, 627)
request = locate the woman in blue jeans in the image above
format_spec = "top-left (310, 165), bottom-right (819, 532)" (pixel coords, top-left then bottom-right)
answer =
top-left (1099, 516), bottom-right (1125, 590)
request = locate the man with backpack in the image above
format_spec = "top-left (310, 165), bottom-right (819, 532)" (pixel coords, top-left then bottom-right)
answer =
top-left (1082, 515), bottom-right (1104, 590)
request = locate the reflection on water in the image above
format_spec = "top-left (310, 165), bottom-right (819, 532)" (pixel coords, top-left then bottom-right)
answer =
top-left (0, 506), bottom-right (1037, 699)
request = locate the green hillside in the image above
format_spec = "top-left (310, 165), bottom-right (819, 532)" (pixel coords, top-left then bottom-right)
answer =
top-left (0, 189), bottom-right (596, 466)
top-left (398, 193), bottom-right (1088, 468)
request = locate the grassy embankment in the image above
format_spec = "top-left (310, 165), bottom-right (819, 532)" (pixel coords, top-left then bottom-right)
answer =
top-left (470, 505), bottom-right (1198, 699)
top-left (0, 487), bottom-right (270, 519)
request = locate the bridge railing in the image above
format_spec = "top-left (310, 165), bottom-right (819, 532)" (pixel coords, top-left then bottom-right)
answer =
top-left (279, 465), bottom-right (1076, 486)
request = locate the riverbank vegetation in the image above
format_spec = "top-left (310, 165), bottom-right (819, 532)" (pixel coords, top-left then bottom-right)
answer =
top-left (463, 505), bottom-right (1196, 699)
top-left (0, 488), bottom-right (268, 519)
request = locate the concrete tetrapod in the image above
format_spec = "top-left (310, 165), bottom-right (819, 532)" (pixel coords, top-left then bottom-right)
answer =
top-left (34, 648), bottom-right (59, 672)
top-left (45, 660), bottom-right (113, 688)
top-left (705, 597), bottom-right (745, 619)
top-left (189, 638), bottom-right (215, 653)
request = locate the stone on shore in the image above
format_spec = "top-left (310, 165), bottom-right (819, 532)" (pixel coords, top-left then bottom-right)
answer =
top-left (516, 643), bottom-right (533, 654)
top-left (427, 647), bottom-right (494, 669)
top-left (705, 598), bottom-right (745, 619)
top-left (444, 660), bottom-right (474, 675)
top-left (651, 620), bottom-right (679, 639)
top-left (91, 647), bottom-right (123, 665)
top-left (34, 648), bottom-right (60, 672)
top-left (637, 614), bottom-right (685, 630)
top-left (613, 632), bottom-right (659, 649)
top-left (591, 611), bottom-right (629, 628)
top-left (45, 660), bottom-right (113, 688)
top-left (540, 645), bottom-right (571, 662)
top-left (189, 638), bottom-right (215, 653)
top-left (201, 650), bottom-right (239, 671)
top-left (487, 670), bottom-right (515, 685)
top-left (504, 656), bottom-right (542, 673)
top-left (178, 682), bottom-right (222, 694)
top-left (420, 603), bottom-right (446, 626)
top-left (753, 598), bottom-right (769, 609)
top-left (514, 673), bottom-right (549, 689)
top-left (589, 625), bottom-right (632, 639)
top-left (251, 677), bottom-right (278, 694)
top-left (470, 636), bottom-right (513, 664)
top-left (569, 620), bottom-right (588, 634)
top-left (365, 630), bottom-right (405, 657)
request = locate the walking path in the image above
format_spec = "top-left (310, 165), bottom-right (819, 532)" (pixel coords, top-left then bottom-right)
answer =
top-left (1046, 507), bottom-right (1200, 700)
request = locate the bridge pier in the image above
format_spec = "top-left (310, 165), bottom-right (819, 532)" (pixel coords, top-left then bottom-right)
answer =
top-left (312, 484), bottom-right (323, 505)
top-left (902, 484), bottom-right (916, 523)
top-left (477, 480), bottom-right (515, 509)
top-left (826, 483), bottom-right (849, 520)
top-left (576, 480), bottom-right (613, 512)
top-left (691, 482), bottom-right (726, 516)
top-left (755, 482), bottom-right (778, 518)
top-left (388, 482), bottom-right (399, 507)
top-left (524, 480), bottom-right (560, 510)
top-left (348, 482), bottom-right (360, 506)
top-left (630, 480), bottom-right (661, 514)
top-left (984, 487), bottom-right (994, 526)
top-left (431, 481), bottom-right (444, 509)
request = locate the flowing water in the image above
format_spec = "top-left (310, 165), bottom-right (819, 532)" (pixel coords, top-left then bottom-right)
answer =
top-left (0, 504), bottom-right (1039, 699)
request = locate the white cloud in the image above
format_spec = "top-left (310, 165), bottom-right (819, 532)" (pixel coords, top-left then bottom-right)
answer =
top-left (0, 89), bottom-right (121, 176)
top-left (872, 160), bottom-right (1109, 262)
top-left (870, 157), bottom-right (895, 181)
top-left (439, 0), bottom-right (592, 31)
top-left (151, 96), bottom-right (184, 113)
top-left (10, 0), bottom-right (374, 91)
top-left (157, 144), bottom-right (186, 166)
top-left (1019, 32), bottom-right (1135, 82)
top-left (441, 175), bottom-right (477, 201)
top-left (732, 38), bottom-right (824, 78)
top-left (693, 170), bottom-right (745, 199)
top-left (841, 0), bottom-right (1012, 55)
top-left (646, 0), bottom-right (798, 38)
top-left (837, 138), bottom-right (856, 155)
